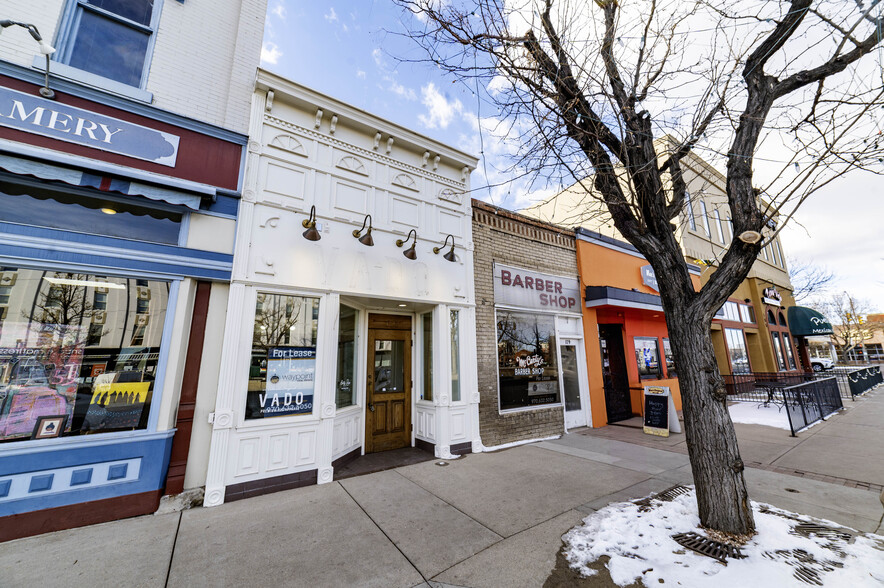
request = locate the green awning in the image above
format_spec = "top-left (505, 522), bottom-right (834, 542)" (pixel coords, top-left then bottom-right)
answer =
top-left (787, 306), bottom-right (834, 336)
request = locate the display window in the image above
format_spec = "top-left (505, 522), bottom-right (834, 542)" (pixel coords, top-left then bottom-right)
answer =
top-left (246, 293), bottom-right (319, 420)
top-left (497, 311), bottom-right (560, 410)
top-left (420, 312), bottom-right (433, 401)
top-left (662, 338), bottom-right (676, 378)
top-left (335, 304), bottom-right (357, 408)
top-left (0, 268), bottom-right (168, 443)
top-left (634, 337), bottom-right (663, 379)
top-left (725, 327), bottom-right (751, 374)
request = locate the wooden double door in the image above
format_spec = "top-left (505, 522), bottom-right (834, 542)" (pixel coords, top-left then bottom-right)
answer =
top-left (365, 314), bottom-right (412, 453)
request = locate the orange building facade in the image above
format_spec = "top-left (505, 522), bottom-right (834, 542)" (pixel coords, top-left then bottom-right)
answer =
top-left (576, 229), bottom-right (701, 427)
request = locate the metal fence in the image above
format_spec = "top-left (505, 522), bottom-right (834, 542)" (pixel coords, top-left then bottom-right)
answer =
top-left (781, 377), bottom-right (842, 436)
top-left (723, 366), bottom-right (883, 402)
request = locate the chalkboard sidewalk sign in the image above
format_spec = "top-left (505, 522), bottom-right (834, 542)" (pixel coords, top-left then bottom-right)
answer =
top-left (642, 386), bottom-right (681, 437)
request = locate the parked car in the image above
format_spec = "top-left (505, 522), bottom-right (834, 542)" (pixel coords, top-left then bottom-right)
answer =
top-left (810, 357), bottom-right (834, 372)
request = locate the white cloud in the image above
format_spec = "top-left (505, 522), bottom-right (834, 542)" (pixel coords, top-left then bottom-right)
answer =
top-left (270, 2), bottom-right (286, 20)
top-left (418, 83), bottom-right (463, 129)
top-left (261, 42), bottom-right (282, 65)
top-left (384, 76), bottom-right (417, 101)
top-left (372, 48), bottom-right (385, 68)
top-left (324, 7), bottom-right (338, 22)
top-left (357, 70), bottom-right (366, 80)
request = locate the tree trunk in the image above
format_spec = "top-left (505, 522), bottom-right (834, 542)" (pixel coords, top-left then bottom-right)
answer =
top-left (666, 306), bottom-right (755, 535)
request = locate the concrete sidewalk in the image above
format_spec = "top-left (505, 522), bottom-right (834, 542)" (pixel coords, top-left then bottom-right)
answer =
top-left (1, 389), bottom-right (881, 588)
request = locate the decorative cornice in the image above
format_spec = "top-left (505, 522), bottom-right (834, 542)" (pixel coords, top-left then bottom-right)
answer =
top-left (264, 115), bottom-right (467, 190)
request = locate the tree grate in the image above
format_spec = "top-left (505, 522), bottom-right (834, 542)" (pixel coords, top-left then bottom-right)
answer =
top-left (792, 523), bottom-right (853, 543)
top-left (633, 485), bottom-right (692, 511)
top-left (762, 549), bottom-right (844, 586)
top-left (671, 532), bottom-right (746, 563)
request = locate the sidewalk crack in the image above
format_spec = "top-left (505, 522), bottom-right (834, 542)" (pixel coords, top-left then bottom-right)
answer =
top-left (164, 511), bottom-right (183, 588)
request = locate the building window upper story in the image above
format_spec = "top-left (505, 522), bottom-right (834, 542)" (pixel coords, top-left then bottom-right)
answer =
top-left (714, 209), bottom-right (727, 244)
top-left (55, 0), bottom-right (162, 89)
top-left (685, 192), bottom-right (697, 231)
top-left (699, 200), bottom-right (711, 237)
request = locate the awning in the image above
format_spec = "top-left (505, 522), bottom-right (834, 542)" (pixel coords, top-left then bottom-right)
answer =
top-left (0, 153), bottom-right (203, 210)
top-left (585, 285), bottom-right (664, 312)
top-left (787, 306), bottom-right (834, 336)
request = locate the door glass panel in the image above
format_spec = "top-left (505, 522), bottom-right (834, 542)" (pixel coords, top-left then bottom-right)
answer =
top-left (335, 305), bottom-right (357, 408)
top-left (561, 345), bottom-right (581, 411)
top-left (772, 333), bottom-right (787, 371)
top-left (421, 313), bottom-right (433, 401)
top-left (450, 310), bottom-right (461, 402)
top-left (374, 340), bottom-right (404, 393)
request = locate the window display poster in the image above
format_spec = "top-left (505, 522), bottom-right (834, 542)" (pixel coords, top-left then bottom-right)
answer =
top-left (260, 347), bottom-right (316, 417)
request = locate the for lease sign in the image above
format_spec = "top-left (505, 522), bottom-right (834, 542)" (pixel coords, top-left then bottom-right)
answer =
top-left (493, 263), bottom-right (580, 313)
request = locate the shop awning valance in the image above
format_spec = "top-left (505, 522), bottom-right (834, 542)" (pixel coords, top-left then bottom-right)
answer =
top-left (0, 154), bottom-right (203, 210)
top-left (787, 306), bottom-right (834, 336)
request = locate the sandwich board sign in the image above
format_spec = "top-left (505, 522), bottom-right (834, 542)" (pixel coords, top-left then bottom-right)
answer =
top-left (642, 386), bottom-right (681, 437)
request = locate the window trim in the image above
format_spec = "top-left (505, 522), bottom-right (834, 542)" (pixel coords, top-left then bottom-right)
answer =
top-left (53, 0), bottom-right (165, 92)
top-left (714, 209), bottom-right (726, 244)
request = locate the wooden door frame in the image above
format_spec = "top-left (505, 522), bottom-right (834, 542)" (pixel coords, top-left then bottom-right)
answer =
top-left (364, 315), bottom-right (413, 453)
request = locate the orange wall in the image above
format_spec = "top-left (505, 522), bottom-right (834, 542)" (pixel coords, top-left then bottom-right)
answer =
top-left (577, 239), bottom-right (688, 426)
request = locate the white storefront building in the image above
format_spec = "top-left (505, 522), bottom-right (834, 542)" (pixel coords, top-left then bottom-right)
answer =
top-left (204, 70), bottom-right (480, 506)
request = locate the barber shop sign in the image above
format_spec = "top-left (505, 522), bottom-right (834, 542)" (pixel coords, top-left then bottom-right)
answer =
top-left (493, 263), bottom-right (580, 312)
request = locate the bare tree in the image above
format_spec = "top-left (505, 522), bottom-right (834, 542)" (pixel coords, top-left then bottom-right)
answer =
top-left (788, 258), bottom-right (836, 302)
top-left (394, 0), bottom-right (884, 535)
top-left (818, 291), bottom-right (883, 360)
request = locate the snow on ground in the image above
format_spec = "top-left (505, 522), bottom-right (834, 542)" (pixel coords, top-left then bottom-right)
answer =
top-left (727, 401), bottom-right (791, 430)
top-left (479, 435), bottom-right (561, 452)
top-left (563, 488), bottom-right (884, 587)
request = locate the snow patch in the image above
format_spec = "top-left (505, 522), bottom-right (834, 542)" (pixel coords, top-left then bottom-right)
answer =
top-left (727, 402), bottom-right (791, 430)
top-left (563, 488), bottom-right (884, 587)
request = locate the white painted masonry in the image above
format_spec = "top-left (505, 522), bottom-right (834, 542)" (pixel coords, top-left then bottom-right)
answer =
top-left (202, 70), bottom-right (480, 506)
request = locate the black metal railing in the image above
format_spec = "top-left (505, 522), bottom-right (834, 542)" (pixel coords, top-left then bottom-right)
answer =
top-left (781, 377), bottom-right (842, 436)
top-left (843, 366), bottom-right (883, 397)
top-left (723, 367), bottom-right (883, 402)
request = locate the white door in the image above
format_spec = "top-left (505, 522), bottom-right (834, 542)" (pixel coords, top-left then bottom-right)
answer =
top-left (561, 339), bottom-right (590, 429)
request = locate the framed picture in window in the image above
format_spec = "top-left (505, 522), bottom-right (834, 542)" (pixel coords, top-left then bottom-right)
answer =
top-left (31, 415), bottom-right (68, 440)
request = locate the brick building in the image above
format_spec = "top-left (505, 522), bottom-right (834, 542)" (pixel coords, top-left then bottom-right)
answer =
top-left (472, 200), bottom-right (589, 446)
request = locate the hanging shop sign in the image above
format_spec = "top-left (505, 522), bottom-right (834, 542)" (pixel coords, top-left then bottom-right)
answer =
top-left (258, 347), bottom-right (316, 417)
top-left (762, 287), bottom-right (782, 306)
top-left (640, 265), bottom-right (659, 292)
top-left (493, 263), bottom-right (580, 313)
top-left (642, 386), bottom-right (681, 437)
top-left (0, 86), bottom-right (180, 167)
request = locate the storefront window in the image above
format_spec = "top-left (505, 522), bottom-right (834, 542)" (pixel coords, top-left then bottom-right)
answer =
top-left (634, 337), bottom-right (662, 379)
top-left (725, 328), bottom-right (751, 374)
top-left (0, 268), bottom-right (168, 443)
top-left (497, 311), bottom-right (559, 410)
top-left (450, 310), bottom-right (461, 402)
top-left (772, 333), bottom-right (787, 371)
top-left (0, 189), bottom-right (181, 245)
top-left (662, 338), bottom-right (676, 378)
top-left (246, 293), bottom-right (319, 419)
top-left (739, 304), bottom-right (755, 324)
top-left (782, 333), bottom-right (797, 370)
top-left (335, 304), bottom-right (357, 408)
top-left (421, 312), bottom-right (433, 401)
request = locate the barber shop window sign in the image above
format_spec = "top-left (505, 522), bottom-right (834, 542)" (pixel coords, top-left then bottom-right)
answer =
top-left (261, 347), bottom-right (316, 416)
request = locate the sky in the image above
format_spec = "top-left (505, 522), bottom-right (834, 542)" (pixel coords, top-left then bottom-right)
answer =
top-left (260, 1), bottom-right (884, 310)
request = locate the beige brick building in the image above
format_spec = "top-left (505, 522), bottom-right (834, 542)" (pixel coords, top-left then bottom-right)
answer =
top-left (472, 200), bottom-right (588, 446)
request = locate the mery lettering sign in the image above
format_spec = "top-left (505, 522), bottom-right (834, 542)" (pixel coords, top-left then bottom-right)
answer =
top-left (0, 86), bottom-right (179, 167)
top-left (640, 265), bottom-right (659, 292)
top-left (493, 263), bottom-right (580, 313)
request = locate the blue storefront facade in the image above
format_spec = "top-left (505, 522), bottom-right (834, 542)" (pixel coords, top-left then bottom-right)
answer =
top-left (0, 65), bottom-right (246, 540)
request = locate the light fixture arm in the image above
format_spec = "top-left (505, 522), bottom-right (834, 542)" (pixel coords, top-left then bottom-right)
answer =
top-left (433, 234), bottom-right (455, 255)
top-left (302, 205), bottom-right (317, 229)
top-left (353, 214), bottom-right (372, 238)
top-left (396, 229), bottom-right (417, 248)
top-left (0, 20), bottom-right (56, 99)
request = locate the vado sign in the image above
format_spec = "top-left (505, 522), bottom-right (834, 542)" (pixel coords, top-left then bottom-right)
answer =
top-left (0, 86), bottom-right (179, 167)
top-left (493, 263), bottom-right (580, 313)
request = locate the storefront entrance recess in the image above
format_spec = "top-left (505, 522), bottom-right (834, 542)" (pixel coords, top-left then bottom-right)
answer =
top-left (365, 314), bottom-right (412, 453)
top-left (599, 324), bottom-right (632, 423)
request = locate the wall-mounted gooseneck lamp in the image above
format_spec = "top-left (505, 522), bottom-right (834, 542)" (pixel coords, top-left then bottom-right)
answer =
top-left (352, 214), bottom-right (374, 246)
top-left (302, 205), bottom-right (321, 241)
top-left (0, 20), bottom-right (56, 99)
top-left (433, 234), bottom-right (457, 262)
top-left (396, 229), bottom-right (418, 260)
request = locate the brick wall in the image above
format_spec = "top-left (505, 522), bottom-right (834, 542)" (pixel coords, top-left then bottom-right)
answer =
top-left (472, 200), bottom-right (578, 447)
